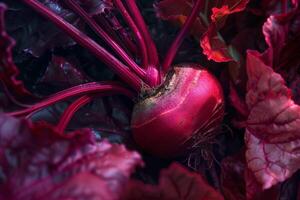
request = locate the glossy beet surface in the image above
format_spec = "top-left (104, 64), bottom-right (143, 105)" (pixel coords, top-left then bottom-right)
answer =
top-left (131, 64), bottom-right (224, 157)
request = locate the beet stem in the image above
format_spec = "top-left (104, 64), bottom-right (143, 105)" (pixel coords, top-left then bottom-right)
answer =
top-left (114, 0), bottom-right (149, 69)
top-left (8, 82), bottom-right (134, 117)
top-left (21, 0), bottom-right (143, 91)
top-left (123, 0), bottom-right (161, 86)
top-left (56, 95), bottom-right (93, 132)
top-left (64, 0), bottom-right (147, 81)
top-left (162, 0), bottom-right (202, 74)
top-left (125, 0), bottom-right (159, 68)
top-left (101, 15), bottom-right (138, 55)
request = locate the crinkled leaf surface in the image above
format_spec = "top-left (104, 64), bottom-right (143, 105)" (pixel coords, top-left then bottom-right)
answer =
top-left (220, 151), bottom-right (280, 200)
top-left (3, 0), bottom-right (81, 58)
top-left (123, 163), bottom-right (224, 200)
top-left (249, 3), bottom-right (300, 109)
top-left (245, 51), bottom-right (300, 189)
top-left (244, 167), bottom-right (280, 200)
top-left (262, 14), bottom-right (288, 67)
top-left (0, 4), bottom-right (31, 98)
top-left (38, 55), bottom-right (90, 89)
top-left (245, 132), bottom-right (300, 189)
top-left (246, 51), bottom-right (300, 143)
top-left (261, 1), bottom-right (299, 68)
top-left (0, 114), bottom-right (142, 200)
top-left (257, 1), bottom-right (300, 75)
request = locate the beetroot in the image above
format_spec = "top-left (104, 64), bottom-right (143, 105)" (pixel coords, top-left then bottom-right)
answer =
top-left (132, 64), bottom-right (224, 157)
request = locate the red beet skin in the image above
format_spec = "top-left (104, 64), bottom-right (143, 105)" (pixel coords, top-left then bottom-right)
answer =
top-left (131, 64), bottom-right (224, 157)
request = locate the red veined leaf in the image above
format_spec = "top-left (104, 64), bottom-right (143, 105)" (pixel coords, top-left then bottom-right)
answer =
top-left (245, 132), bottom-right (300, 190)
top-left (245, 50), bottom-right (300, 189)
top-left (123, 163), bottom-right (224, 200)
top-left (245, 167), bottom-right (280, 200)
top-left (260, 2), bottom-right (299, 68)
top-left (262, 15), bottom-right (288, 67)
top-left (252, 1), bottom-right (299, 70)
top-left (262, 8), bottom-right (300, 76)
top-left (258, 2), bottom-right (300, 109)
top-left (0, 113), bottom-right (143, 199)
top-left (220, 151), bottom-right (280, 200)
top-left (246, 51), bottom-right (300, 143)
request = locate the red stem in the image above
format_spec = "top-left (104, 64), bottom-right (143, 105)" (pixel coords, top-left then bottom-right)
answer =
top-left (114, 0), bottom-right (149, 69)
top-left (97, 15), bottom-right (138, 55)
top-left (21, 0), bottom-right (143, 91)
top-left (56, 95), bottom-right (93, 132)
top-left (119, 0), bottom-right (160, 86)
top-left (162, 0), bottom-right (202, 74)
top-left (8, 82), bottom-right (134, 117)
top-left (125, 0), bottom-right (159, 67)
top-left (64, 0), bottom-right (146, 81)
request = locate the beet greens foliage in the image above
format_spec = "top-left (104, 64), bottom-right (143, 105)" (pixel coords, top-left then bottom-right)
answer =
top-left (0, 0), bottom-right (300, 199)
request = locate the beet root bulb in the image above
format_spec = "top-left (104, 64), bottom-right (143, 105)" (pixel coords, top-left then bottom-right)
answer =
top-left (131, 64), bottom-right (224, 157)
